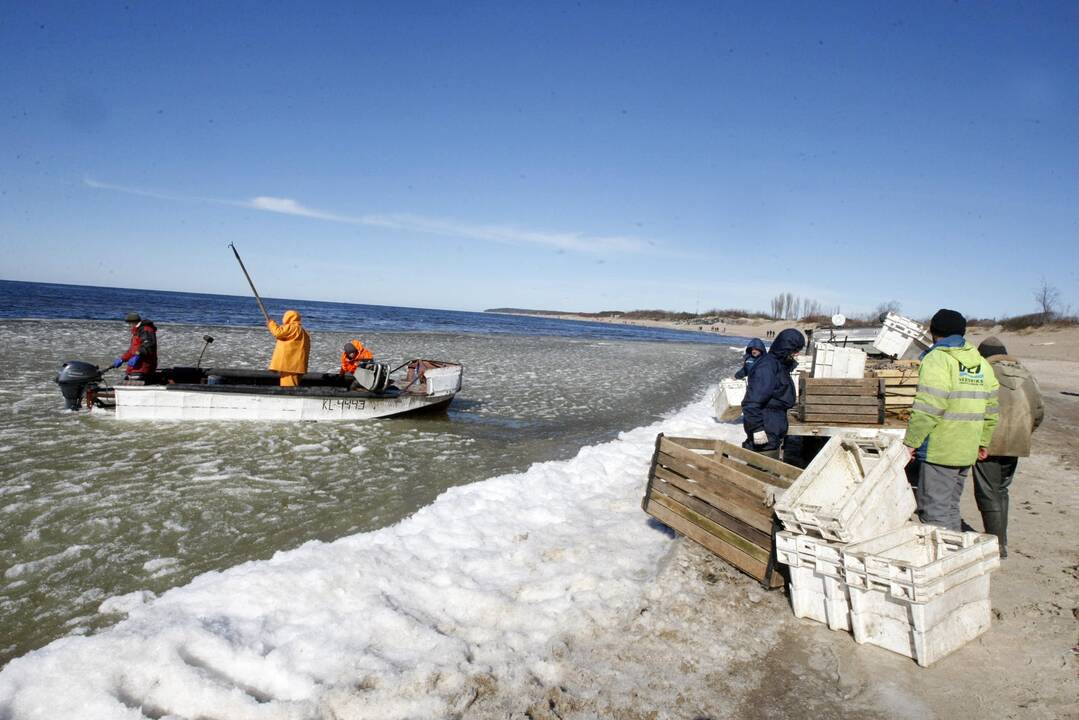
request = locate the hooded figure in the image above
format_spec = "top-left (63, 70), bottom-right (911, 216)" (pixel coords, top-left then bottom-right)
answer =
top-left (734, 338), bottom-right (767, 380)
top-left (971, 336), bottom-right (1043, 556)
top-left (742, 328), bottom-right (805, 457)
top-left (340, 340), bottom-right (374, 375)
top-left (267, 310), bottom-right (310, 387)
top-left (113, 313), bottom-right (158, 379)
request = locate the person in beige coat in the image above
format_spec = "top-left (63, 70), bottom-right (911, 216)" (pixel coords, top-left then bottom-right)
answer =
top-left (972, 337), bottom-right (1044, 557)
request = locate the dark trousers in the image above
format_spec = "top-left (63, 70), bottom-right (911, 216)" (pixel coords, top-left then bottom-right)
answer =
top-left (972, 456), bottom-right (1018, 555)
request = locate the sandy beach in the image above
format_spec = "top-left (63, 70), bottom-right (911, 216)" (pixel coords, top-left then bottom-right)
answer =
top-left (466, 324), bottom-right (1079, 720)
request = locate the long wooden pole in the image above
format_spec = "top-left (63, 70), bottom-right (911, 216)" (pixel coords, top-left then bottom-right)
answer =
top-left (229, 243), bottom-right (272, 324)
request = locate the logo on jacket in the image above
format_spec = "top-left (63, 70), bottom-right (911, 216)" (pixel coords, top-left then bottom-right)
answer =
top-left (957, 361), bottom-right (981, 375)
top-left (957, 360), bottom-right (985, 385)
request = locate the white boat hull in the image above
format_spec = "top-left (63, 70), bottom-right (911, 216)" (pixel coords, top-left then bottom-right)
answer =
top-left (110, 363), bottom-right (463, 422)
top-left (113, 386), bottom-right (456, 421)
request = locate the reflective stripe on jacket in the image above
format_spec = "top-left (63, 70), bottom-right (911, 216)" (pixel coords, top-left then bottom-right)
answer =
top-left (267, 310), bottom-right (310, 375)
top-left (904, 340), bottom-right (999, 466)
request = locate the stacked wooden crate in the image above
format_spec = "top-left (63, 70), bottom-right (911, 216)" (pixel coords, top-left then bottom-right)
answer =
top-left (642, 435), bottom-right (801, 588)
top-left (797, 377), bottom-right (885, 425)
top-left (868, 361), bottom-right (920, 421)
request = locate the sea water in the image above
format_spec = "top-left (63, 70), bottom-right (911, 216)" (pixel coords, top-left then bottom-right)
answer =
top-left (0, 280), bottom-right (746, 667)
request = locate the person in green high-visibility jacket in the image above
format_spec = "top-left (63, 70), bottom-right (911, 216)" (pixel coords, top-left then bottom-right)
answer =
top-left (904, 309), bottom-right (999, 531)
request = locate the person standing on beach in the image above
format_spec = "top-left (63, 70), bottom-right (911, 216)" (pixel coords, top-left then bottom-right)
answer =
top-left (903, 309), bottom-right (999, 531)
top-left (112, 312), bottom-right (158, 381)
top-left (741, 328), bottom-right (805, 460)
top-left (972, 337), bottom-right (1043, 556)
top-left (734, 338), bottom-right (766, 380)
top-left (267, 310), bottom-right (310, 387)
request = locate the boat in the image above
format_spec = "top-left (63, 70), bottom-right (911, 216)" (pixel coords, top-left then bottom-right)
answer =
top-left (56, 359), bottom-right (463, 421)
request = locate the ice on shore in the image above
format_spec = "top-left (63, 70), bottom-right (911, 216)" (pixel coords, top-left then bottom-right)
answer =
top-left (0, 390), bottom-right (744, 719)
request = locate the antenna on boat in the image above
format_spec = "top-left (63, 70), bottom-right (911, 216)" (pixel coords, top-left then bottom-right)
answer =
top-left (196, 335), bottom-right (214, 369)
top-left (229, 242), bottom-right (272, 324)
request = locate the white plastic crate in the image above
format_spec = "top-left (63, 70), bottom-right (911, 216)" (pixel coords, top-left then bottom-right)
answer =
top-left (787, 564), bottom-right (851, 631)
top-left (713, 378), bottom-right (746, 421)
top-left (777, 531), bottom-right (851, 631)
top-left (794, 352), bottom-right (813, 374)
top-left (774, 433), bottom-right (915, 543)
top-left (872, 312), bottom-right (932, 359)
top-left (848, 573), bottom-right (993, 667)
top-left (843, 526), bottom-right (1000, 602)
top-left (775, 530), bottom-right (844, 577)
top-left (811, 342), bottom-right (867, 379)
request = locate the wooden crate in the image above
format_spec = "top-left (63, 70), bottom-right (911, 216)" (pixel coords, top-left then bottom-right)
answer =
top-left (798, 377), bottom-right (885, 424)
top-left (871, 365), bottom-right (920, 416)
top-left (641, 434), bottom-right (801, 588)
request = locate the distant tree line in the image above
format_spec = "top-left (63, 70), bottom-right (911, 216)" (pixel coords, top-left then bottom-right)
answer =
top-left (488, 280), bottom-right (1073, 330)
top-left (969, 280), bottom-right (1075, 330)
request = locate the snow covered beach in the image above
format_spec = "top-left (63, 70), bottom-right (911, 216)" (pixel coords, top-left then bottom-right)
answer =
top-left (0, 393), bottom-right (742, 719)
top-left (2, 301), bottom-right (1076, 719)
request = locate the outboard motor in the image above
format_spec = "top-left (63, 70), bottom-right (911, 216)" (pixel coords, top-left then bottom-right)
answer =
top-left (353, 361), bottom-right (389, 393)
top-left (55, 361), bottom-right (103, 410)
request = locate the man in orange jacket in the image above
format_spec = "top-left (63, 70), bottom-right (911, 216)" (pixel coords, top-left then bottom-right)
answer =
top-left (267, 310), bottom-right (310, 387)
top-left (340, 340), bottom-right (374, 375)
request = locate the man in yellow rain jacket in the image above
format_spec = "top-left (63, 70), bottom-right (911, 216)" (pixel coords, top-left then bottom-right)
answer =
top-left (904, 309), bottom-right (999, 531)
top-left (267, 310), bottom-right (310, 387)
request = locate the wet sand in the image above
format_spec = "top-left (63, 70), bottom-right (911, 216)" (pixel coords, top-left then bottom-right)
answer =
top-left (465, 333), bottom-right (1079, 719)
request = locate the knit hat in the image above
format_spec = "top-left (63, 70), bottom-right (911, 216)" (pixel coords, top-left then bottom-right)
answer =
top-left (343, 342), bottom-right (358, 355)
top-left (929, 309), bottom-right (966, 338)
top-left (124, 312), bottom-right (141, 323)
top-left (977, 336), bottom-right (1007, 358)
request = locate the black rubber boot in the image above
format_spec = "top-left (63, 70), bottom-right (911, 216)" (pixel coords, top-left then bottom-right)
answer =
top-left (1000, 497), bottom-right (1009, 557)
top-left (982, 510), bottom-right (1006, 557)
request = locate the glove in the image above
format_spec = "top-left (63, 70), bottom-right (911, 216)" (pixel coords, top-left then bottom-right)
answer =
top-left (752, 430), bottom-right (768, 447)
top-left (112, 358), bottom-right (124, 368)
top-left (127, 356), bottom-right (139, 368)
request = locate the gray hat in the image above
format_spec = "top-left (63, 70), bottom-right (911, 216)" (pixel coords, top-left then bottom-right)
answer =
top-left (124, 312), bottom-right (141, 323)
top-left (344, 342), bottom-right (358, 355)
top-left (977, 336), bottom-right (1007, 358)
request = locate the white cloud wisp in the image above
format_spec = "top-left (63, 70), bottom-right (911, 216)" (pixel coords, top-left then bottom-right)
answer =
top-left (84, 177), bottom-right (663, 256)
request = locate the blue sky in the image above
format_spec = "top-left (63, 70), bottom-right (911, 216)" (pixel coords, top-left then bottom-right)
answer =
top-left (2, 2), bottom-right (1076, 318)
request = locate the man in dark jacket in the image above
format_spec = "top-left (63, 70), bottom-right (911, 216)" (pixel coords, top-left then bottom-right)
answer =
top-left (734, 338), bottom-right (766, 380)
top-left (113, 312), bottom-right (158, 380)
top-left (972, 337), bottom-right (1043, 557)
top-left (742, 328), bottom-right (806, 459)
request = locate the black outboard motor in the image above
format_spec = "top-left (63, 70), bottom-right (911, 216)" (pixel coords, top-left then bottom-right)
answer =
top-left (55, 361), bottom-right (103, 410)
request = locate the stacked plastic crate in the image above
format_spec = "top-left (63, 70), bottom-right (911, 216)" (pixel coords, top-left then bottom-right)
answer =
top-left (773, 433), bottom-right (1001, 666)
top-left (843, 526), bottom-right (1000, 666)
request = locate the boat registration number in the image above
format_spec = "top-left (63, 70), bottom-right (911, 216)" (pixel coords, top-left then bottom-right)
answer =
top-left (322, 398), bottom-right (366, 411)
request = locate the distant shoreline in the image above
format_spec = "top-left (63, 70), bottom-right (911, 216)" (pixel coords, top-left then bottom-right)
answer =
top-left (486, 309), bottom-right (816, 341)
top-left (487, 310), bottom-right (1079, 363)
